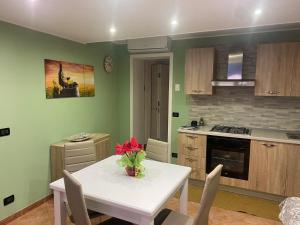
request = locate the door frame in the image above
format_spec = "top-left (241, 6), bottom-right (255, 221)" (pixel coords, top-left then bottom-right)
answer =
top-left (130, 52), bottom-right (173, 163)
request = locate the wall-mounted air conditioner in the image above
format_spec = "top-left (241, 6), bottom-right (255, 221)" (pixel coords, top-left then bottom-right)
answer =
top-left (127, 37), bottom-right (171, 53)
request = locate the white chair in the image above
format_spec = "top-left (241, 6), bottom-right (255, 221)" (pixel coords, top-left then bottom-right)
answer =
top-left (146, 138), bottom-right (169, 163)
top-left (63, 170), bottom-right (133, 225)
top-left (155, 164), bottom-right (223, 225)
top-left (64, 140), bottom-right (102, 223)
top-left (64, 140), bottom-right (96, 173)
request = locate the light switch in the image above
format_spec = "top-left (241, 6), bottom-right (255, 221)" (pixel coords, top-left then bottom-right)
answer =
top-left (175, 84), bottom-right (180, 91)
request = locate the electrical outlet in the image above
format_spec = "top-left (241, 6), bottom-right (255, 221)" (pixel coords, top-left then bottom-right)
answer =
top-left (172, 153), bottom-right (178, 158)
top-left (3, 195), bottom-right (14, 206)
top-left (172, 112), bottom-right (179, 117)
top-left (0, 128), bottom-right (10, 137)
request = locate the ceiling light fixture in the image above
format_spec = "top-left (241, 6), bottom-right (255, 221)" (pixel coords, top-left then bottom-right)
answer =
top-left (171, 19), bottom-right (178, 26)
top-left (110, 27), bottom-right (116, 34)
top-left (254, 9), bottom-right (262, 15)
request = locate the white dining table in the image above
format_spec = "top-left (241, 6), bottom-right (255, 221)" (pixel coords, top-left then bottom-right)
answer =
top-left (49, 155), bottom-right (191, 225)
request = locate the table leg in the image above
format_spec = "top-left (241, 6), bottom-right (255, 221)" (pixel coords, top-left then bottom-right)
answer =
top-left (179, 178), bottom-right (188, 215)
top-left (140, 217), bottom-right (154, 225)
top-left (54, 190), bottom-right (67, 225)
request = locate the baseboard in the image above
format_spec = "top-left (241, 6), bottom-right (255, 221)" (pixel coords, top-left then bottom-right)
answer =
top-left (0, 194), bottom-right (53, 225)
top-left (189, 179), bottom-right (285, 202)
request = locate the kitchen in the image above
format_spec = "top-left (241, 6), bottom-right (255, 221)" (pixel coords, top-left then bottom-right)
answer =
top-left (177, 41), bottom-right (300, 198)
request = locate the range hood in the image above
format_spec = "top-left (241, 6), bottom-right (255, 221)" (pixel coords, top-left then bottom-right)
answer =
top-left (211, 52), bottom-right (255, 87)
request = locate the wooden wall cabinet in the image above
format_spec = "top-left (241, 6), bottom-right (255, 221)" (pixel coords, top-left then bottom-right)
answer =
top-left (255, 42), bottom-right (300, 96)
top-left (249, 140), bottom-right (300, 196)
top-left (178, 133), bottom-right (206, 181)
top-left (185, 48), bottom-right (215, 95)
top-left (50, 133), bottom-right (111, 181)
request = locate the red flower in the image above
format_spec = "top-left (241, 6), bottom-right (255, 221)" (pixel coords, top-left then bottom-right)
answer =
top-left (115, 137), bottom-right (143, 155)
top-left (115, 144), bottom-right (125, 155)
top-left (130, 137), bottom-right (142, 152)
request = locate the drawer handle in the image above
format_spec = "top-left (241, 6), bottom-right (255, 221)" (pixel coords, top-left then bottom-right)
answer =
top-left (186, 146), bottom-right (196, 150)
top-left (186, 158), bottom-right (196, 162)
top-left (262, 143), bottom-right (276, 148)
top-left (186, 135), bottom-right (197, 139)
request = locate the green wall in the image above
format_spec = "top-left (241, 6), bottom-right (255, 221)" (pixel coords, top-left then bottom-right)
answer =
top-left (0, 21), bottom-right (119, 220)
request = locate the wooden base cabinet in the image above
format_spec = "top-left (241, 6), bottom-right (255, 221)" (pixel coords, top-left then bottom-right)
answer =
top-left (178, 133), bottom-right (206, 181)
top-left (285, 144), bottom-right (300, 196)
top-left (249, 140), bottom-right (300, 197)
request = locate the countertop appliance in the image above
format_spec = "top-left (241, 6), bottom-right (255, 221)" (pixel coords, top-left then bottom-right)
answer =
top-left (210, 125), bottom-right (251, 135)
top-left (206, 135), bottom-right (250, 180)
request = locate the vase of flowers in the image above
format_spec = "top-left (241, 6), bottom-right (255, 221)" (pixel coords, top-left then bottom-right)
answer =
top-left (115, 137), bottom-right (146, 177)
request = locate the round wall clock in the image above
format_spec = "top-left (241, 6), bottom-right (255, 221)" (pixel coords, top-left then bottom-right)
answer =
top-left (103, 55), bottom-right (113, 73)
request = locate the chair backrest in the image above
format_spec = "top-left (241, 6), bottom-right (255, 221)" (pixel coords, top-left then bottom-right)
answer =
top-left (146, 138), bottom-right (169, 162)
top-left (194, 164), bottom-right (223, 225)
top-left (64, 140), bottom-right (96, 173)
top-left (63, 170), bottom-right (91, 225)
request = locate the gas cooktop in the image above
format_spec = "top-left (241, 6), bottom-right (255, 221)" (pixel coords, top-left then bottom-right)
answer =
top-left (210, 125), bottom-right (251, 135)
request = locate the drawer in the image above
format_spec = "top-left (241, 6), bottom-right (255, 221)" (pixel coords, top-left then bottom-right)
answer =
top-left (181, 134), bottom-right (206, 157)
top-left (182, 145), bottom-right (199, 157)
top-left (181, 156), bottom-right (205, 170)
top-left (190, 169), bottom-right (206, 181)
top-left (184, 134), bottom-right (200, 147)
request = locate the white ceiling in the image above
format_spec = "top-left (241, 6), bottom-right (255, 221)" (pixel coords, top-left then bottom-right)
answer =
top-left (0, 0), bottom-right (299, 43)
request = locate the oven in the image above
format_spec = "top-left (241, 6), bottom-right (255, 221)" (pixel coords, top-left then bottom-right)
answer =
top-left (206, 135), bottom-right (250, 180)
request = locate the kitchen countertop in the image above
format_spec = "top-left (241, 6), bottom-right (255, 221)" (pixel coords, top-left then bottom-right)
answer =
top-left (178, 126), bottom-right (300, 145)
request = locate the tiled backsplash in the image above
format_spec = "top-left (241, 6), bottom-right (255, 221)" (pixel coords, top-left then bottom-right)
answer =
top-left (188, 87), bottom-right (300, 130)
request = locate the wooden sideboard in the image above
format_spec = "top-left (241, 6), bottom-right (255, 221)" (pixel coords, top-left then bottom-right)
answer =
top-left (50, 133), bottom-right (111, 181)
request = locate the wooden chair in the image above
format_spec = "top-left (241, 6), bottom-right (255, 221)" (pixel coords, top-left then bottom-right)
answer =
top-left (146, 138), bottom-right (169, 163)
top-left (64, 140), bottom-right (97, 173)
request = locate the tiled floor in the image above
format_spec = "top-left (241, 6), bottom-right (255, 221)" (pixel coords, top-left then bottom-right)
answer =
top-left (6, 197), bottom-right (282, 225)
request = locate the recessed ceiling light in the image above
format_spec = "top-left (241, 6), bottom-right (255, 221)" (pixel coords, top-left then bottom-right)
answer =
top-left (110, 27), bottom-right (116, 34)
top-left (254, 9), bottom-right (262, 15)
top-left (171, 20), bottom-right (178, 26)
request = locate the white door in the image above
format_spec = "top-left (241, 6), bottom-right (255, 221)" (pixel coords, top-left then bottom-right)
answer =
top-left (150, 64), bottom-right (169, 142)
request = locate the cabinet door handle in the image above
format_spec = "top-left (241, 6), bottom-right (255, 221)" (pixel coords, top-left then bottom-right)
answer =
top-left (262, 143), bottom-right (276, 148)
top-left (266, 90), bottom-right (280, 95)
